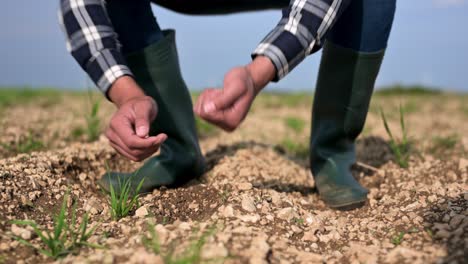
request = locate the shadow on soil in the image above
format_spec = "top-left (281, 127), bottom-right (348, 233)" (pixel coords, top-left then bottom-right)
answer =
top-left (203, 136), bottom-right (394, 197)
top-left (424, 194), bottom-right (467, 263)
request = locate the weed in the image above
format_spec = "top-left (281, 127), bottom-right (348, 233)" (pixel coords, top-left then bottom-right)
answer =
top-left (391, 231), bottom-right (405, 246)
top-left (143, 223), bottom-right (221, 264)
top-left (285, 117), bottom-right (306, 133)
top-left (107, 171), bottom-right (145, 220)
top-left (11, 192), bottom-right (100, 259)
top-left (0, 132), bottom-right (44, 154)
top-left (380, 105), bottom-right (411, 168)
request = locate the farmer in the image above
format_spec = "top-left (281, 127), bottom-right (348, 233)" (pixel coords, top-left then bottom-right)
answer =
top-left (59, 0), bottom-right (395, 209)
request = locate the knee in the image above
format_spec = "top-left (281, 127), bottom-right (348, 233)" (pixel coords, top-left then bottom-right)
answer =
top-left (328, 0), bottom-right (396, 52)
top-left (106, 0), bottom-right (163, 54)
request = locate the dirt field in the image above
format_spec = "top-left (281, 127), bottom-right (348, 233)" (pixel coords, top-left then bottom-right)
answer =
top-left (0, 88), bottom-right (467, 264)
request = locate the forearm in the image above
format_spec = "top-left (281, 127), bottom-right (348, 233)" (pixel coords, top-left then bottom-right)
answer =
top-left (108, 76), bottom-right (147, 108)
top-left (246, 56), bottom-right (276, 94)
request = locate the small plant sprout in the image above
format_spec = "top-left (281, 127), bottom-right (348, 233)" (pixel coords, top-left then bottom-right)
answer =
top-left (142, 222), bottom-right (161, 255)
top-left (218, 189), bottom-right (230, 204)
top-left (278, 138), bottom-right (309, 160)
top-left (292, 217), bottom-right (305, 226)
top-left (11, 192), bottom-right (101, 259)
top-left (143, 223), bottom-right (221, 264)
top-left (0, 131), bottom-right (45, 154)
top-left (85, 88), bottom-right (101, 142)
top-left (391, 231), bottom-right (406, 246)
top-left (380, 105), bottom-right (411, 168)
top-left (107, 169), bottom-right (145, 220)
top-left (285, 117), bottom-right (306, 133)
top-left (429, 134), bottom-right (458, 156)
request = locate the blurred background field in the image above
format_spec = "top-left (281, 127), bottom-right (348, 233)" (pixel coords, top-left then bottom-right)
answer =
top-left (0, 85), bottom-right (466, 161)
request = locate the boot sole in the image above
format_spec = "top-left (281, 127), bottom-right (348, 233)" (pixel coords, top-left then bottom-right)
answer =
top-left (324, 197), bottom-right (367, 210)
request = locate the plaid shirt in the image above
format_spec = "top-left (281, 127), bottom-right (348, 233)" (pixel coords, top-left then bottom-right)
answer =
top-left (59, 0), bottom-right (349, 95)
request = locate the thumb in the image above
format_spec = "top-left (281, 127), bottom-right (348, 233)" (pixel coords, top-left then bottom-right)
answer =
top-left (134, 100), bottom-right (157, 138)
top-left (203, 85), bottom-right (242, 114)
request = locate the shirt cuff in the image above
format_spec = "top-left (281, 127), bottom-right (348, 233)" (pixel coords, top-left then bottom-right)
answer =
top-left (252, 29), bottom-right (321, 82)
top-left (85, 48), bottom-right (134, 97)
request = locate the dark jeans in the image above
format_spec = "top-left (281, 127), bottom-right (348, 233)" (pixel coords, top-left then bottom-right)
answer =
top-left (106, 0), bottom-right (396, 55)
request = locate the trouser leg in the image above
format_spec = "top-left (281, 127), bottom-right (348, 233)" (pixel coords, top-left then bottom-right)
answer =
top-left (106, 0), bottom-right (164, 54)
top-left (152, 0), bottom-right (288, 15)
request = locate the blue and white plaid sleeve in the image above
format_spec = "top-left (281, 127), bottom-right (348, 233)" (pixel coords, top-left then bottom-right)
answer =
top-left (252, 0), bottom-right (351, 81)
top-left (58, 0), bottom-right (133, 96)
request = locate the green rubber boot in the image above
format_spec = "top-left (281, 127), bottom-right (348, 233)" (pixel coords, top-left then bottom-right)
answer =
top-left (99, 30), bottom-right (205, 194)
top-left (310, 41), bottom-right (385, 209)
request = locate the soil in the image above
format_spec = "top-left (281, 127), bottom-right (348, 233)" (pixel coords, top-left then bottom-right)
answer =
top-left (0, 92), bottom-right (467, 264)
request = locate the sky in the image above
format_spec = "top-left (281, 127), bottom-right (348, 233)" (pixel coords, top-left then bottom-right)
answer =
top-left (0, 0), bottom-right (467, 92)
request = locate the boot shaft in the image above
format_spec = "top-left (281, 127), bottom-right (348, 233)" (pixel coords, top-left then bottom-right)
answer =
top-left (310, 41), bottom-right (385, 172)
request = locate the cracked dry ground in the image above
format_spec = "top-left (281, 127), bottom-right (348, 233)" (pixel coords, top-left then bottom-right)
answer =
top-left (0, 92), bottom-right (467, 264)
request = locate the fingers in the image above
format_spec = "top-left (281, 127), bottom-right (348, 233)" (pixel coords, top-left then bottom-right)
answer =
top-left (205, 85), bottom-right (244, 114)
top-left (110, 115), bottom-right (164, 149)
top-left (194, 90), bottom-right (229, 129)
top-left (133, 97), bottom-right (157, 138)
top-left (106, 128), bottom-right (167, 161)
top-left (194, 66), bottom-right (256, 132)
top-left (194, 89), bottom-right (216, 115)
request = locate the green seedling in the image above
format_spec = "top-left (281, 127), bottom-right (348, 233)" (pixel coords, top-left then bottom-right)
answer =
top-left (425, 228), bottom-right (434, 238)
top-left (380, 105), bottom-right (411, 168)
top-left (71, 127), bottom-right (85, 140)
top-left (85, 88), bottom-right (101, 142)
top-left (143, 223), bottom-right (221, 264)
top-left (11, 192), bottom-right (101, 259)
top-left (430, 134), bottom-right (458, 154)
top-left (279, 138), bottom-right (309, 159)
top-left (292, 217), bottom-right (305, 226)
top-left (218, 189), bottom-right (230, 204)
top-left (107, 171), bottom-right (145, 220)
top-left (0, 132), bottom-right (45, 154)
top-left (142, 222), bottom-right (161, 255)
top-left (391, 231), bottom-right (405, 246)
top-left (285, 117), bottom-right (306, 133)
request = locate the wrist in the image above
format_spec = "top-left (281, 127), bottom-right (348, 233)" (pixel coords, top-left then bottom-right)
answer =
top-left (108, 76), bottom-right (146, 108)
top-left (246, 56), bottom-right (276, 94)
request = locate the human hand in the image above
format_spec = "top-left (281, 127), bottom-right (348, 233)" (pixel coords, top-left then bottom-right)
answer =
top-left (106, 77), bottom-right (167, 161)
top-left (194, 66), bottom-right (256, 131)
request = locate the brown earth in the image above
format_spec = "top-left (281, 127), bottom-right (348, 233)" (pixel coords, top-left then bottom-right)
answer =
top-left (0, 91), bottom-right (467, 264)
